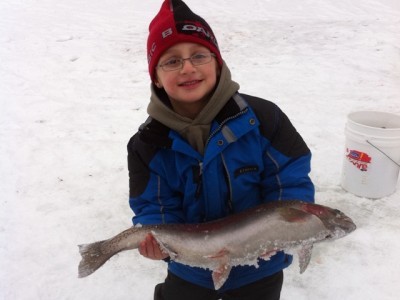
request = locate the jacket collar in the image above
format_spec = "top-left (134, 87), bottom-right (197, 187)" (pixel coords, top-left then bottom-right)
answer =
top-left (139, 93), bottom-right (249, 150)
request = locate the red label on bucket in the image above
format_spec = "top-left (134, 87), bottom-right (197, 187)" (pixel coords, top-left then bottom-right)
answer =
top-left (346, 149), bottom-right (371, 171)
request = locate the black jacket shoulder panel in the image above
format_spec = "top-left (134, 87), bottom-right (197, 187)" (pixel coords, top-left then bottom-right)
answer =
top-left (127, 134), bottom-right (152, 198)
top-left (138, 117), bottom-right (173, 149)
top-left (241, 93), bottom-right (310, 158)
top-left (240, 94), bottom-right (279, 141)
top-left (127, 118), bottom-right (171, 198)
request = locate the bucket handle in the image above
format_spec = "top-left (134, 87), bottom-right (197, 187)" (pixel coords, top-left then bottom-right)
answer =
top-left (366, 140), bottom-right (400, 168)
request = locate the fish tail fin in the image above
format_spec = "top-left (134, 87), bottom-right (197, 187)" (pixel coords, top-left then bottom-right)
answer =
top-left (78, 240), bottom-right (114, 278)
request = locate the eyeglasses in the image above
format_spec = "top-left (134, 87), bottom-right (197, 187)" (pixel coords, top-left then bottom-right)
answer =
top-left (157, 53), bottom-right (216, 72)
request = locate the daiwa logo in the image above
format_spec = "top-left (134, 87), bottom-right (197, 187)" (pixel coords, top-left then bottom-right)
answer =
top-left (181, 24), bottom-right (218, 47)
top-left (346, 149), bottom-right (371, 171)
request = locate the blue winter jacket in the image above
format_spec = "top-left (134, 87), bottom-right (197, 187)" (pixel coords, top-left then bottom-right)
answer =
top-left (127, 93), bottom-right (315, 291)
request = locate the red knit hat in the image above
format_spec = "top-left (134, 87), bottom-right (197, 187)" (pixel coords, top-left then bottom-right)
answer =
top-left (147, 0), bottom-right (223, 82)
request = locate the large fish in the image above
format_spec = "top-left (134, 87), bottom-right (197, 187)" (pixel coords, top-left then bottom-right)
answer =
top-left (78, 200), bottom-right (356, 289)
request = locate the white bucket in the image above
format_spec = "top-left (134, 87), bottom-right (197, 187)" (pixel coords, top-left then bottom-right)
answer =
top-left (341, 111), bottom-right (400, 198)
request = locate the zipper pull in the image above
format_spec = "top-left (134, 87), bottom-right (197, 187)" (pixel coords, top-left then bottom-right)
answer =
top-left (194, 162), bottom-right (203, 199)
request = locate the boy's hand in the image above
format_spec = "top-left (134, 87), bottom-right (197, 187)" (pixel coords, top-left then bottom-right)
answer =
top-left (138, 233), bottom-right (169, 260)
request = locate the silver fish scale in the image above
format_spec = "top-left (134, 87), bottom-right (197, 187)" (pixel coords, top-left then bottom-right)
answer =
top-left (78, 200), bottom-right (356, 289)
top-left (151, 209), bottom-right (327, 270)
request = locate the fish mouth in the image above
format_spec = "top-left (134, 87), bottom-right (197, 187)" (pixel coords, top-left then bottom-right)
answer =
top-left (339, 217), bottom-right (357, 232)
top-left (331, 216), bottom-right (357, 237)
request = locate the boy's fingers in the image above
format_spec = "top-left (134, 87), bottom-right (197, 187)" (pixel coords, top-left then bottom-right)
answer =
top-left (138, 233), bottom-right (169, 260)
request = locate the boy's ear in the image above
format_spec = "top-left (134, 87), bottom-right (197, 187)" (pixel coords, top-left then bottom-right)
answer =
top-left (154, 75), bottom-right (163, 88)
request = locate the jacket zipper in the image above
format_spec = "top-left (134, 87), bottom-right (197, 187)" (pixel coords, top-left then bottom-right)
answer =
top-left (195, 108), bottom-right (248, 205)
top-left (200, 109), bottom-right (248, 208)
top-left (195, 161), bottom-right (203, 199)
top-left (205, 108), bottom-right (248, 148)
top-left (221, 153), bottom-right (234, 213)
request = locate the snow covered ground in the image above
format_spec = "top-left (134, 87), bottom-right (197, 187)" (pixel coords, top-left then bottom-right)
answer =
top-left (1, 0), bottom-right (399, 299)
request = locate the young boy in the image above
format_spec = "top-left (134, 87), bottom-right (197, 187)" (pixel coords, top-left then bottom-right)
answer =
top-left (127, 0), bottom-right (315, 299)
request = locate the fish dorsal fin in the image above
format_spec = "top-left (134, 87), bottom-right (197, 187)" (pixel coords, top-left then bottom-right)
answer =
top-left (278, 207), bottom-right (312, 223)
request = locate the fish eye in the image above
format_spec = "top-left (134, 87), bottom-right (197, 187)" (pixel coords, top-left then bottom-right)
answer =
top-left (333, 209), bottom-right (342, 216)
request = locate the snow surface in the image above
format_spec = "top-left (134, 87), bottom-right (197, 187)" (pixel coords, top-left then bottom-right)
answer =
top-left (1, 0), bottom-right (399, 299)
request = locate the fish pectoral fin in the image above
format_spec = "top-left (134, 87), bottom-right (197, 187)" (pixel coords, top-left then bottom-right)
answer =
top-left (151, 235), bottom-right (178, 260)
top-left (162, 246), bottom-right (178, 260)
top-left (212, 264), bottom-right (232, 290)
top-left (204, 248), bottom-right (232, 289)
top-left (298, 244), bottom-right (313, 274)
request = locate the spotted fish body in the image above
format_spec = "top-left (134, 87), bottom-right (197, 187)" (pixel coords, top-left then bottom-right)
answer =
top-left (78, 200), bottom-right (356, 289)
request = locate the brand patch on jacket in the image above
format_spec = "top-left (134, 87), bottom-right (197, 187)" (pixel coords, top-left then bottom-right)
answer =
top-left (234, 165), bottom-right (259, 178)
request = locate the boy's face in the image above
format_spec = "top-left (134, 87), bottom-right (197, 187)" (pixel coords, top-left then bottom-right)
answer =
top-left (155, 42), bottom-right (219, 118)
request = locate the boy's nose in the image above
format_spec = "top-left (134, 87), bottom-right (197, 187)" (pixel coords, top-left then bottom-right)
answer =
top-left (180, 58), bottom-right (196, 73)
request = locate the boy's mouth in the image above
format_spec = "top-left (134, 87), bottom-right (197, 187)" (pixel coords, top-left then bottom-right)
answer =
top-left (178, 80), bottom-right (202, 87)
